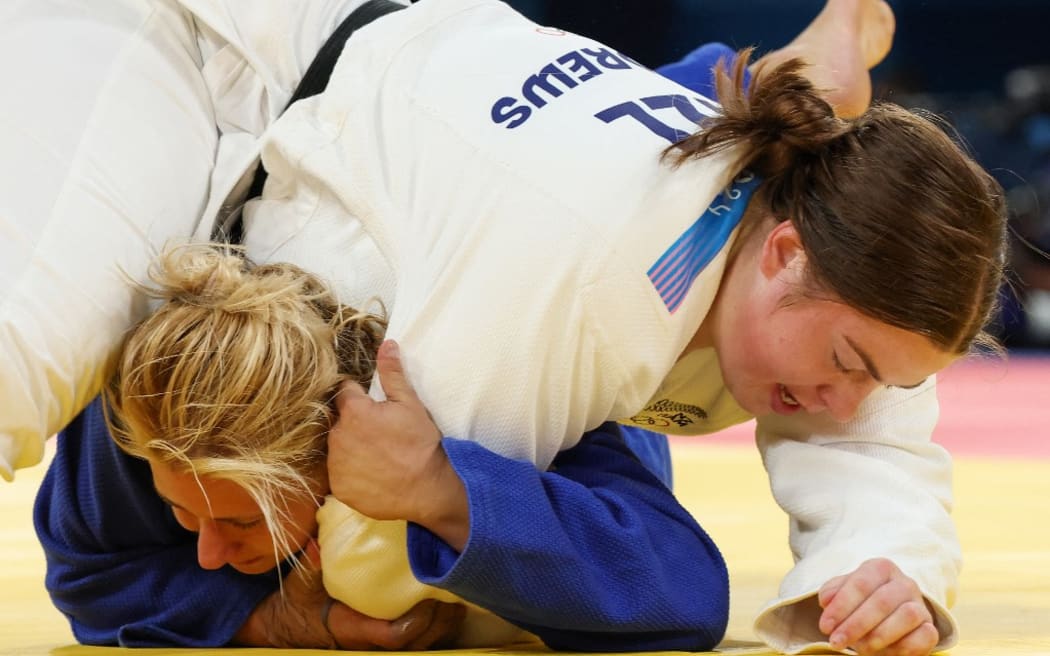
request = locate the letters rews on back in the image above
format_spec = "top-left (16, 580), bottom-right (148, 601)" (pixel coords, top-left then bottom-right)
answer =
top-left (490, 48), bottom-right (641, 129)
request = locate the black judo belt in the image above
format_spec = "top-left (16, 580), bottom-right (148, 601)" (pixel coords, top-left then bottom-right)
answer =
top-left (229, 0), bottom-right (407, 242)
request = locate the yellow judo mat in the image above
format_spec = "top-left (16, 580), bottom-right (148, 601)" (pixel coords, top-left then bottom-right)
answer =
top-left (2, 358), bottom-right (1049, 655)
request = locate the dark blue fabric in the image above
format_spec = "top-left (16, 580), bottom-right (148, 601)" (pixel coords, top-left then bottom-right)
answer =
top-left (33, 398), bottom-right (276, 646)
top-left (656, 41), bottom-right (743, 100)
top-left (408, 424), bottom-right (728, 652)
top-left (620, 423), bottom-right (673, 488)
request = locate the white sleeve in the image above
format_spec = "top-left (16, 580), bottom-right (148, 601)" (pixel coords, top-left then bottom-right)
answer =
top-left (752, 378), bottom-right (961, 654)
top-left (0, 0), bottom-right (216, 480)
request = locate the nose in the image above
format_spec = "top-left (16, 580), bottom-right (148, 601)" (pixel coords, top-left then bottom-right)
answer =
top-left (819, 379), bottom-right (879, 422)
top-left (196, 520), bottom-right (236, 570)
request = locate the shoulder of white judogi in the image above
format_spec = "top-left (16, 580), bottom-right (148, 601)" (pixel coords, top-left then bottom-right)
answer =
top-left (298, 0), bottom-right (742, 262)
top-left (176, 0), bottom-right (374, 136)
top-left (180, 0), bottom-right (388, 239)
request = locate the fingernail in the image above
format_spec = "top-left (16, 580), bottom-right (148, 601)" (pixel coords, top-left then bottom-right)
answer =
top-left (394, 614), bottom-right (417, 635)
top-left (829, 632), bottom-right (845, 649)
top-left (384, 340), bottom-right (400, 358)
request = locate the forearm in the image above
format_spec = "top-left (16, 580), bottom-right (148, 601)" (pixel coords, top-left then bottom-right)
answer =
top-left (407, 425), bottom-right (729, 652)
top-left (754, 382), bottom-right (961, 652)
top-left (37, 509), bottom-right (274, 647)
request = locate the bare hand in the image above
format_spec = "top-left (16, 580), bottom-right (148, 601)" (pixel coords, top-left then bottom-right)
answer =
top-left (233, 539), bottom-right (338, 648)
top-left (327, 340), bottom-right (470, 549)
top-left (331, 598), bottom-right (467, 650)
top-left (234, 539), bottom-right (465, 648)
top-left (818, 558), bottom-right (939, 656)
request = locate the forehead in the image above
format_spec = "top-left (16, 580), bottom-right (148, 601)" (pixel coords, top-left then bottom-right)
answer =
top-left (149, 459), bottom-right (260, 518)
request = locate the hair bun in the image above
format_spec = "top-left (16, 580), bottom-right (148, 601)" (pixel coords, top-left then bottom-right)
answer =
top-left (667, 48), bottom-right (851, 179)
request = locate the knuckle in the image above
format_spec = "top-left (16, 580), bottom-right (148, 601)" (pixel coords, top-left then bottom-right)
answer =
top-left (367, 624), bottom-right (408, 650)
top-left (852, 636), bottom-right (881, 655)
top-left (374, 634), bottom-right (408, 650)
top-left (885, 622), bottom-right (939, 656)
top-left (853, 621), bottom-right (892, 654)
top-left (887, 579), bottom-right (914, 602)
top-left (914, 621), bottom-right (940, 647)
top-left (850, 574), bottom-right (879, 599)
top-left (898, 599), bottom-right (930, 625)
top-left (872, 590), bottom-right (897, 617)
top-left (883, 579), bottom-right (922, 611)
top-left (867, 557), bottom-right (897, 578)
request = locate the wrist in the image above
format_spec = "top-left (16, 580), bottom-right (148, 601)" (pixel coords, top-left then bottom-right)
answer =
top-left (409, 443), bottom-right (470, 551)
top-left (231, 595), bottom-right (275, 646)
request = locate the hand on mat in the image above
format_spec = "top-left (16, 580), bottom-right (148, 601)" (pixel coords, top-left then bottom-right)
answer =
top-left (233, 538), bottom-right (335, 648)
top-left (818, 557), bottom-right (938, 656)
top-left (329, 599), bottom-right (467, 650)
top-left (328, 339), bottom-right (471, 550)
top-left (236, 539), bottom-right (465, 649)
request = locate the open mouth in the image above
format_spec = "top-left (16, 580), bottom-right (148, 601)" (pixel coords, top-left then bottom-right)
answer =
top-left (778, 384), bottom-right (800, 408)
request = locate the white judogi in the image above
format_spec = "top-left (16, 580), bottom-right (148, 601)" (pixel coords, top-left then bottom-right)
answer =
top-left (0, 0), bottom-right (960, 652)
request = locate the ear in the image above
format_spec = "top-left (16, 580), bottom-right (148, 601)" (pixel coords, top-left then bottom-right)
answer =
top-left (758, 220), bottom-right (806, 281)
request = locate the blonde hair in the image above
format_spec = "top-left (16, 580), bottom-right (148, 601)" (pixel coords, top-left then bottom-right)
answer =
top-left (105, 243), bottom-right (386, 567)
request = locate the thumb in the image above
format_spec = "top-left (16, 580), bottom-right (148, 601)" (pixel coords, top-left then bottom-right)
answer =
top-left (375, 340), bottom-right (417, 403)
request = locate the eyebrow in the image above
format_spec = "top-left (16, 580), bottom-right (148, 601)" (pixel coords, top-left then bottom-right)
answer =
top-left (153, 486), bottom-right (263, 524)
top-left (844, 336), bottom-right (927, 390)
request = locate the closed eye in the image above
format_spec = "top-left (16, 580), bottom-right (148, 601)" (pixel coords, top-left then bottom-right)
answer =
top-left (834, 351), bottom-right (876, 383)
top-left (223, 518), bottom-right (265, 530)
top-left (155, 491), bottom-right (264, 530)
top-left (833, 351), bottom-right (849, 373)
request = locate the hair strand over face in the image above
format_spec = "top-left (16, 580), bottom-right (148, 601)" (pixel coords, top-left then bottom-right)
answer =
top-left (104, 243), bottom-right (387, 569)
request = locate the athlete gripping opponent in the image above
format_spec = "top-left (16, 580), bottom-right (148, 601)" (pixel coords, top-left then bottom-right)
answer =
top-left (257, 2), bottom-right (997, 655)
top-left (20, 2), bottom-right (1004, 656)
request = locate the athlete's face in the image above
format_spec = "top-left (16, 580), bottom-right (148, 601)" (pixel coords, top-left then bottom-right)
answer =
top-left (715, 221), bottom-right (956, 422)
top-left (149, 460), bottom-right (322, 575)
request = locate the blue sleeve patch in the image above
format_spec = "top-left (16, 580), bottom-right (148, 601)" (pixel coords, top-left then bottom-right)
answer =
top-left (648, 172), bottom-right (761, 313)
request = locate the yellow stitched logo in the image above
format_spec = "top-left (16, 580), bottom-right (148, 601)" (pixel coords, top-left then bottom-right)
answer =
top-left (629, 399), bottom-right (708, 428)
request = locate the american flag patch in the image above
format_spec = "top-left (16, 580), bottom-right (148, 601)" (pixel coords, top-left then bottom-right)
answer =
top-left (648, 172), bottom-right (761, 313)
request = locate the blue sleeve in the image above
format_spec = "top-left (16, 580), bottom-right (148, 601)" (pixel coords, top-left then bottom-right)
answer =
top-left (618, 423), bottom-right (673, 488)
top-left (656, 41), bottom-right (747, 101)
top-left (406, 423), bottom-right (729, 652)
top-left (32, 398), bottom-right (277, 647)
